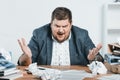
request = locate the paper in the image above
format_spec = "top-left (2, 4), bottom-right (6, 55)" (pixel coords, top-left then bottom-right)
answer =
top-left (0, 72), bottom-right (23, 80)
top-left (28, 63), bottom-right (61, 80)
top-left (28, 63), bottom-right (98, 80)
top-left (59, 70), bottom-right (94, 80)
top-left (98, 74), bottom-right (120, 80)
top-left (88, 61), bottom-right (107, 75)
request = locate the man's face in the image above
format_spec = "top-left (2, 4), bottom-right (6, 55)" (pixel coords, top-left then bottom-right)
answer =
top-left (51, 19), bottom-right (72, 43)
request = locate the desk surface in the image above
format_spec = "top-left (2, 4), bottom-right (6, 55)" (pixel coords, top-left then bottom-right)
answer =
top-left (15, 65), bottom-right (112, 80)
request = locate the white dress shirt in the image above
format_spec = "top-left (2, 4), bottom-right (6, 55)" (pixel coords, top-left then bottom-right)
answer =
top-left (51, 33), bottom-right (71, 66)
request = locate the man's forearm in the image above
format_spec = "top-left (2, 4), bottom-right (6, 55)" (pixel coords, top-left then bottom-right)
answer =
top-left (18, 54), bottom-right (32, 66)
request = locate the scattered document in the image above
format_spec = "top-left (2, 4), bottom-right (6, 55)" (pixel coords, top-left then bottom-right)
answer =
top-left (28, 63), bottom-right (95, 80)
top-left (98, 74), bottom-right (120, 80)
top-left (28, 63), bottom-right (61, 80)
top-left (88, 61), bottom-right (107, 74)
top-left (59, 70), bottom-right (94, 80)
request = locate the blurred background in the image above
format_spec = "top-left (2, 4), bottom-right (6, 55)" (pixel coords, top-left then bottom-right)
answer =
top-left (0, 0), bottom-right (119, 64)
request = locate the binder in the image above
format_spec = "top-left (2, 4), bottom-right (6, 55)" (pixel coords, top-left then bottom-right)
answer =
top-left (104, 53), bottom-right (120, 65)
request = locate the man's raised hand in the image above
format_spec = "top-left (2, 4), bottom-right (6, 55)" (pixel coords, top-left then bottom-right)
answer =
top-left (18, 38), bottom-right (32, 58)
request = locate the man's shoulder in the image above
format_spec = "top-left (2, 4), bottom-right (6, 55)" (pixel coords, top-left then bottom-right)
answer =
top-left (32, 23), bottom-right (51, 38)
top-left (34, 23), bottom-right (51, 32)
top-left (72, 25), bottom-right (88, 33)
top-left (71, 25), bottom-right (89, 40)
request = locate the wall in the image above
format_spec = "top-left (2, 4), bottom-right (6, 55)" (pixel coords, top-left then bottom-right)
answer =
top-left (0, 0), bottom-right (114, 64)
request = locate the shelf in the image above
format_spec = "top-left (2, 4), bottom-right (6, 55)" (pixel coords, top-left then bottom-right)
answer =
top-left (108, 3), bottom-right (120, 9)
top-left (105, 3), bottom-right (120, 29)
top-left (107, 29), bottom-right (120, 33)
top-left (102, 3), bottom-right (120, 53)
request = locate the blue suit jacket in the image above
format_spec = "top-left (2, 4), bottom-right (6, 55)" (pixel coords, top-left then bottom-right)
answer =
top-left (28, 23), bottom-right (102, 66)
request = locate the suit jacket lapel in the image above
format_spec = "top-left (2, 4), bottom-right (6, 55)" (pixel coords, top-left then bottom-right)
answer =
top-left (69, 33), bottom-right (76, 65)
top-left (46, 37), bottom-right (52, 65)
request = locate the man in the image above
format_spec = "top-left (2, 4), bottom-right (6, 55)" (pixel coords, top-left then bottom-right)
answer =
top-left (18, 7), bottom-right (104, 66)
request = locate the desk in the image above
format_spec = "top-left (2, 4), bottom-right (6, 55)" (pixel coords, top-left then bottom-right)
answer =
top-left (15, 65), bottom-right (112, 80)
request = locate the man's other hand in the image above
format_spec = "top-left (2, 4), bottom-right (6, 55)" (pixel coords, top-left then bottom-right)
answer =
top-left (87, 43), bottom-right (102, 60)
top-left (18, 38), bottom-right (32, 58)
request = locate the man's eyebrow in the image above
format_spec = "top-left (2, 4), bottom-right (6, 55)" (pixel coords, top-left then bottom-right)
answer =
top-left (55, 24), bottom-right (68, 27)
top-left (55, 24), bottom-right (60, 27)
top-left (63, 24), bottom-right (68, 27)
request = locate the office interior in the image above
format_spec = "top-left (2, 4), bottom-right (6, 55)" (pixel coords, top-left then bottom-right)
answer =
top-left (0, 0), bottom-right (120, 64)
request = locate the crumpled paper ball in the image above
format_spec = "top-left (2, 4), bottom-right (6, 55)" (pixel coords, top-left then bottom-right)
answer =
top-left (88, 61), bottom-right (107, 75)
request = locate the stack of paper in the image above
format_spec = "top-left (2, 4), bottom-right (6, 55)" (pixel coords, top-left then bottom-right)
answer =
top-left (0, 67), bottom-right (20, 76)
top-left (0, 55), bottom-right (23, 80)
top-left (0, 71), bottom-right (23, 80)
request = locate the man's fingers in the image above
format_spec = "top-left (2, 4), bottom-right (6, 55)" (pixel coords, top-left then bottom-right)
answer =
top-left (88, 43), bottom-right (102, 60)
top-left (21, 38), bottom-right (27, 46)
top-left (18, 38), bottom-right (27, 52)
top-left (18, 38), bottom-right (32, 58)
top-left (88, 49), bottom-right (95, 60)
top-left (18, 39), bottom-right (23, 48)
top-left (89, 48), bottom-right (96, 55)
top-left (94, 43), bottom-right (102, 55)
top-left (96, 43), bottom-right (102, 51)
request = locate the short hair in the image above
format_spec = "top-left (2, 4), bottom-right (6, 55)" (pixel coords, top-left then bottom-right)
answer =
top-left (51, 7), bottom-right (72, 23)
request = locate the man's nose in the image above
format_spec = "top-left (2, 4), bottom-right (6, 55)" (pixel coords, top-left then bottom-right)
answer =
top-left (59, 27), bottom-right (64, 32)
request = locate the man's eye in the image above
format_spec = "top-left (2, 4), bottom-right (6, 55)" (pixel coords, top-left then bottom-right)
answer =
top-left (56, 25), bottom-right (60, 28)
top-left (63, 26), bottom-right (67, 28)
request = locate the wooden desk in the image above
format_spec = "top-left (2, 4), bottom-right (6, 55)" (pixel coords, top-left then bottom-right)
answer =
top-left (15, 65), bottom-right (112, 80)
